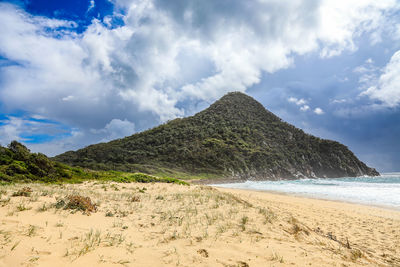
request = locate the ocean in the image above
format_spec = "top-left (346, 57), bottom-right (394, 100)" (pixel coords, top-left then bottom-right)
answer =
top-left (214, 172), bottom-right (400, 209)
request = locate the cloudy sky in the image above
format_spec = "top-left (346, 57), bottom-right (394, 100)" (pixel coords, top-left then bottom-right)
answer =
top-left (1, 0), bottom-right (400, 172)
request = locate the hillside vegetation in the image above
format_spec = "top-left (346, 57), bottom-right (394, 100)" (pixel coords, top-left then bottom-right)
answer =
top-left (0, 141), bottom-right (186, 185)
top-left (54, 92), bottom-right (379, 180)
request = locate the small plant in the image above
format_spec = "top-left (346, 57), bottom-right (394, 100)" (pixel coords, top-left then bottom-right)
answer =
top-left (239, 216), bottom-right (249, 231)
top-left (270, 252), bottom-right (284, 263)
top-left (291, 224), bottom-right (302, 235)
top-left (54, 199), bottom-right (65, 209)
top-left (111, 184), bottom-right (120, 191)
top-left (12, 187), bottom-right (32, 197)
top-left (55, 195), bottom-right (97, 215)
top-left (258, 207), bottom-right (276, 224)
top-left (350, 249), bottom-right (363, 261)
top-left (197, 248), bottom-right (209, 258)
top-left (16, 203), bottom-right (31, 212)
top-left (112, 221), bottom-right (123, 228)
top-left (138, 187), bottom-right (147, 193)
top-left (0, 197), bottom-right (10, 207)
top-left (129, 195), bottom-right (140, 202)
top-left (237, 261), bottom-right (249, 267)
top-left (41, 190), bottom-right (51, 196)
top-left (116, 260), bottom-right (130, 266)
top-left (288, 216), bottom-right (309, 238)
top-left (0, 189), bottom-right (6, 197)
top-left (11, 240), bottom-right (20, 251)
top-left (37, 203), bottom-right (48, 212)
top-left (27, 225), bottom-right (36, 237)
top-left (117, 210), bottom-right (129, 217)
top-left (29, 256), bottom-right (40, 263)
top-left (105, 211), bottom-right (114, 217)
top-left (75, 229), bottom-right (102, 257)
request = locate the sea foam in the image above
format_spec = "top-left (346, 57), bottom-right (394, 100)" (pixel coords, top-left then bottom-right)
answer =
top-left (214, 173), bottom-right (400, 208)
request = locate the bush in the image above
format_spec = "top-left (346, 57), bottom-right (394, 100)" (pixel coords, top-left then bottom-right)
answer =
top-left (8, 141), bottom-right (31, 161)
top-left (56, 195), bottom-right (97, 215)
top-left (6, 162), bottom-right (28, 175)
top-left (0, 172), bottom-right (12, 182)
top-left (12, 187), bottom-right (32, 197)
top-left (111, 173), bottom-right (188, 185)
top-left (0, 141), bottom-right (189, 185)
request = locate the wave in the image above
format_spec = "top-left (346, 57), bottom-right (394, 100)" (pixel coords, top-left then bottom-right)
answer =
top-left (214, 173), bottom-right (400, 208)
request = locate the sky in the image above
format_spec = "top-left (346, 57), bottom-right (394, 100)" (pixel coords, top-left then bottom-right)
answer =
top-left (0, 0), bottom-right (400, 172)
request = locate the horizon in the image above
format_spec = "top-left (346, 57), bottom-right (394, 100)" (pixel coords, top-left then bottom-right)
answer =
top-left (1, 0), bottom-right (400, 172)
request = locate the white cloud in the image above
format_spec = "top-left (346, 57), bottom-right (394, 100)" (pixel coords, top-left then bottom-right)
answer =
top-left (0, 116), bottom-right (136, 156)
top-left (366, 58), bottom-right (374, 64)
top-left (0, 116), bottom-right (71, 147)
top-left (331, 99), bottom-right (347, 104)
top-left (361, 50), bottom-right (400, 107)
top-left (0, 116), bottom-right (24, 145)
top-left (28, 129), bottom-right (86, 156)
top-left (62, 95), bottom-right (75, 101)
top-left (288, 97), bottom-right (307, 106)
top-left (87, 0), bottom-right (95, 13)
top-left (314, 108), bottom-right (325, 115)
top-left (289, 97), bottom-right (311, 112)
top-left (300, 105), bottom-right (310, 111)
top-left (0, 0), bottom-right (399, 154)
top-left (318, 0), bottom-right (398, 57)
top-left (354, 57), bottom-right (378, 74)
top-left (91, 118), bottom-right (135, 142)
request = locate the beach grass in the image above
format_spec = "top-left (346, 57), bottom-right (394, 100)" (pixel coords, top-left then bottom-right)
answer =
top-left (0, 182), bottom-right (398, 266)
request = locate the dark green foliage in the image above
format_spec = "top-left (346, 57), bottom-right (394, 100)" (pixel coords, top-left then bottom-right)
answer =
top-left (54, 92), bottom-right (379, 180)
top-left (0, 142), bottom-right (74, 183)
top-left (8, 141), bottom-right (31, 161)
top-left (0, 142), bottom-right (187, 184)
top-left (109, 173), bottom-right (188, 185)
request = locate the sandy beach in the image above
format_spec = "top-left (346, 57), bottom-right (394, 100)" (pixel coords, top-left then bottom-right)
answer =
top-left (0, 182), bottom-right (399, 267)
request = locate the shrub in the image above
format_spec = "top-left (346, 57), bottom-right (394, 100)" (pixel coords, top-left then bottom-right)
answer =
top-left (6, 162), bottom-right (28, 175)
top-left (13, 187), bottom-right (32, 196)
top-left (8, 141), bottom-right (31, 161)
top-left (12, 187), bottom-right (32, 197)
top-left (56, 195), bottom-right (97, 215)
top-left (111, 173), bottom-right (188, 185)
top-left (0, 172), bottom-right (12, 182)
top-left (129, 195), bottom-right (140, 202)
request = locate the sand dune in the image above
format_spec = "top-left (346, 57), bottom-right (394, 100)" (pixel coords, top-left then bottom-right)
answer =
top-left (0, 182), bottom-right (399, 266)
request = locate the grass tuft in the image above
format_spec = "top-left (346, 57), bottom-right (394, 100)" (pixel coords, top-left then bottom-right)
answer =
top-left (12, 187), bottom-right (32, 197)
top-left (55, 195), bottom-right (97, 215)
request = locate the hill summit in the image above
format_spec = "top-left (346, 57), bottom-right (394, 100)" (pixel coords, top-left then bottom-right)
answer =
top-left (54, 92), bottom-right (379, 180)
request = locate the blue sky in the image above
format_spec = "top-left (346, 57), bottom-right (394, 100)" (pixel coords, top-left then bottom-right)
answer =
top-left (0, 0), bottom-right (400, 172)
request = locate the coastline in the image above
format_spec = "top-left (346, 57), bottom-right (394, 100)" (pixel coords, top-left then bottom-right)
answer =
top-left (0, 182), bottom-right (399, 266)
top-left (215, 186), bottom-right (400, 219)
top-left (212, 185), bottom-right (400, 212)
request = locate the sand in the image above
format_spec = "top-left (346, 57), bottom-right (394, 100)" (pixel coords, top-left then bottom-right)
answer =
top-left (0, 182), bottom-right (399, 267)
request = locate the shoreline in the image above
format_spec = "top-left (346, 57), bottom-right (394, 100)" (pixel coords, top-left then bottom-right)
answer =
top-left (190, 173), bottom-right (387, 185)
top-left (211, 185), bottom-right (400, 213)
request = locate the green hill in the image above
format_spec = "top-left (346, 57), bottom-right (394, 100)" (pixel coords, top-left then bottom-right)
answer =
top-left (0, 141), bottom-right (187, 184)
top-left (54, 92), bottom-right (379, 180)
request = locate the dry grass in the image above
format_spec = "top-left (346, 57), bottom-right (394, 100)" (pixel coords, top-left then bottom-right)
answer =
top-left (0, 182), bottom-right (397, 266)
top-left (12, 187), bottom-right (32, 197)
top-left (56, 194), bottom-right (97, 215)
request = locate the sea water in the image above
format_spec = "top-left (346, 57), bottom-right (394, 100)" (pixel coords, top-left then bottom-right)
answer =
top-left (214, 173), bottom-right (400, 209)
